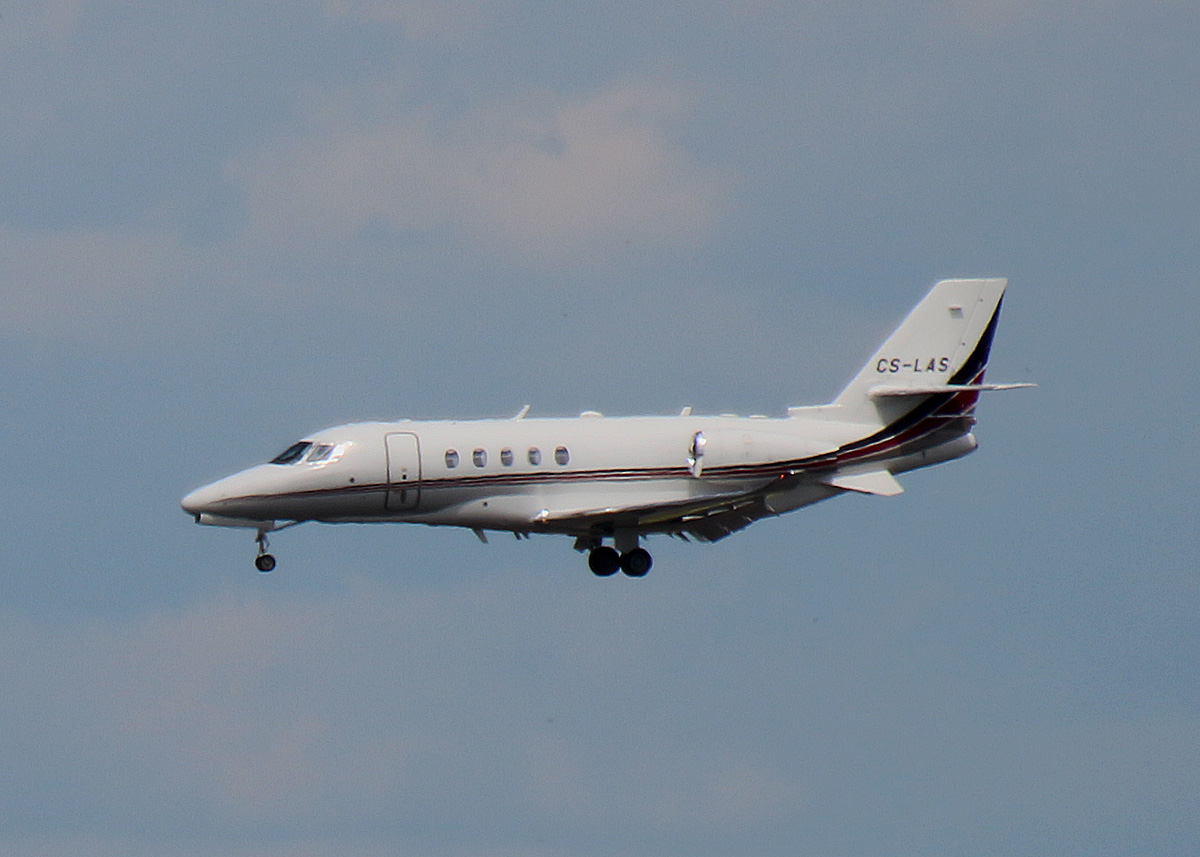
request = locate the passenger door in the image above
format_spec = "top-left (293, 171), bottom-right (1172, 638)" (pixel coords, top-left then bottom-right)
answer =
top-left (385, 432), bottom-right (421, 511)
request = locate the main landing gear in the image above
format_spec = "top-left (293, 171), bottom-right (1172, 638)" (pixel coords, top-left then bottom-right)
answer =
top-left (586, 545), bottom-right (653, 578)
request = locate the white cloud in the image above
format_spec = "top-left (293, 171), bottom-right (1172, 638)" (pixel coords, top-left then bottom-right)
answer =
top-left (37, 0), bottom-right (91, 46)
top-left (6, 519), bottom-right (1200, 857)
top-left (0, 578), bottom-right (811, 848)
top-left (936, 0), bottom-right (1043, 34)
top-left (0, 227), bottom-right (187, 342)
top-left (318, 0), bottom-right (490, 39)
top-left (235, 84), bottom-right (727, 261)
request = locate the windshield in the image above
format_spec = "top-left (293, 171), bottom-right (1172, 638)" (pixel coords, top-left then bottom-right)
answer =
top-left (306, 443), bottom-right (336, 463)
top-left (269, 441), bottom-right (312, 465)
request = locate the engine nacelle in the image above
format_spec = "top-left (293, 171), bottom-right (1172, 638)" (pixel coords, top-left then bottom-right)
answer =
top-left (699, 429), bottom-right (835, 470)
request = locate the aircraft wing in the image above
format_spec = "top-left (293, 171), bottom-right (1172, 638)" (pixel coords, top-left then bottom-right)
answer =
top-left (675, 504), bottom-right (766, 542)
top-left (532, 493), bottom-right (770, 543)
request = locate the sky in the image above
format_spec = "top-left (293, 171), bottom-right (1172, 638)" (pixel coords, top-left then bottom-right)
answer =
top-left (1, 0), bottom-right (1198, 854)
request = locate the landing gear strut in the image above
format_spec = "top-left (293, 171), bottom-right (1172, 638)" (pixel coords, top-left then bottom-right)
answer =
top-left (255, 529), bottom-right (276, 573)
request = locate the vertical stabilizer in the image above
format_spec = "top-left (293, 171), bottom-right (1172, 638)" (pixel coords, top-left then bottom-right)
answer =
top-left (829, 278), bottom-right (1008, 424)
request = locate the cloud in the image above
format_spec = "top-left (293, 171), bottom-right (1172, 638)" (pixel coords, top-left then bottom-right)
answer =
top-left (235, 84), bottom-right (728, 261)
top-left (7, 557), bottom-right (1198, 857)
top-left (34, 0), bottom-right (91, 47)
top-left (317, 0), bottom-right (489, 40)
top-left (936, 0), bottom-right (1043, 34)
top-left (0, 227), bottom-right (188, 342)
top-left (0, 577), bottom-right (810, 851)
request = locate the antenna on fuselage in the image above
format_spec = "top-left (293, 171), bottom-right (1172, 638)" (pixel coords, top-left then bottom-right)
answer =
top-left (513, 404), bottom-right (531, 420)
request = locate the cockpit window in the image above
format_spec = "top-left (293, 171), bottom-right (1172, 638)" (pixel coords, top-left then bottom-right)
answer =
top-left (306, 443), bottom-right (336, 463)
top-left (270, 441), bottom-right (312, 465)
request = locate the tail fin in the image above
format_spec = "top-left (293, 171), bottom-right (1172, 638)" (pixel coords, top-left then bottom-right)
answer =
top-left (829, 278), bottom-right (1009, 424)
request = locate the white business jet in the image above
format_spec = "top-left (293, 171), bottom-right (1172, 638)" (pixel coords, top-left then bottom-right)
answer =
top-left (182, 278), bottom-right (1031, 575)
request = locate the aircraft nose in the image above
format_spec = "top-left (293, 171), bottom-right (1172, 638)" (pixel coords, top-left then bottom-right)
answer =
top-left (181, 482), bottom-right (222, 518)
top-left (181, 466), bottom-right (285, 523)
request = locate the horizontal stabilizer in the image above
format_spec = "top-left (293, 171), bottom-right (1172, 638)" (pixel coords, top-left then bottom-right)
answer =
top-left (868, 382), bottom-right (1035, 398)
top-left (823, 470), bottom-right (904, 496)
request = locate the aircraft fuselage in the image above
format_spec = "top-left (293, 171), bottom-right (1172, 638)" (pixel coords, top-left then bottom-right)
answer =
top-left (182, 278), bottom-right (1028, 575)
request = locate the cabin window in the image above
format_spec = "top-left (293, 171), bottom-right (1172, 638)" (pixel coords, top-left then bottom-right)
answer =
top-left (500, 448), bottom-right (514, 466)
top-left (270, 442), bottom-right (312, 465)
top-left (444, 449), bottom-right (459, 469)
top-left (554, 446), bottom-right (570, 466)
top-left (473, 448), bottom-right (488, 467)
top-left (528, 447), bottom-right (542, 465)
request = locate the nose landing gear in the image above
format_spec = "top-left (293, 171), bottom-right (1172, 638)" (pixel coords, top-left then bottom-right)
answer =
top-left (254, 529), bottom-right (276, 573)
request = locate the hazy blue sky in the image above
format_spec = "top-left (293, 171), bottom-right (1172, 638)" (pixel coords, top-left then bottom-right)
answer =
top-left (2, 1), bottom-right (1198, 855)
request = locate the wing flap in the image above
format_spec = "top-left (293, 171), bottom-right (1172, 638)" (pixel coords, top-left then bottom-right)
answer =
top-left (679, 505), bottom-right (765, 542)
top-left (531, 492), bottom-right (765, 540)
top-left (533, 496), bottom-right (736, 528)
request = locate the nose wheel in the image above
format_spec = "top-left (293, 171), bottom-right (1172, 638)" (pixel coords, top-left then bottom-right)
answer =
top-left (255, 530), bottom-right (276, 573)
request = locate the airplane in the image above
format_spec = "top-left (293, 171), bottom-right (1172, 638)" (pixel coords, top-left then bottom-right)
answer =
top-left (182, 277), bottom-right (1032, 576)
